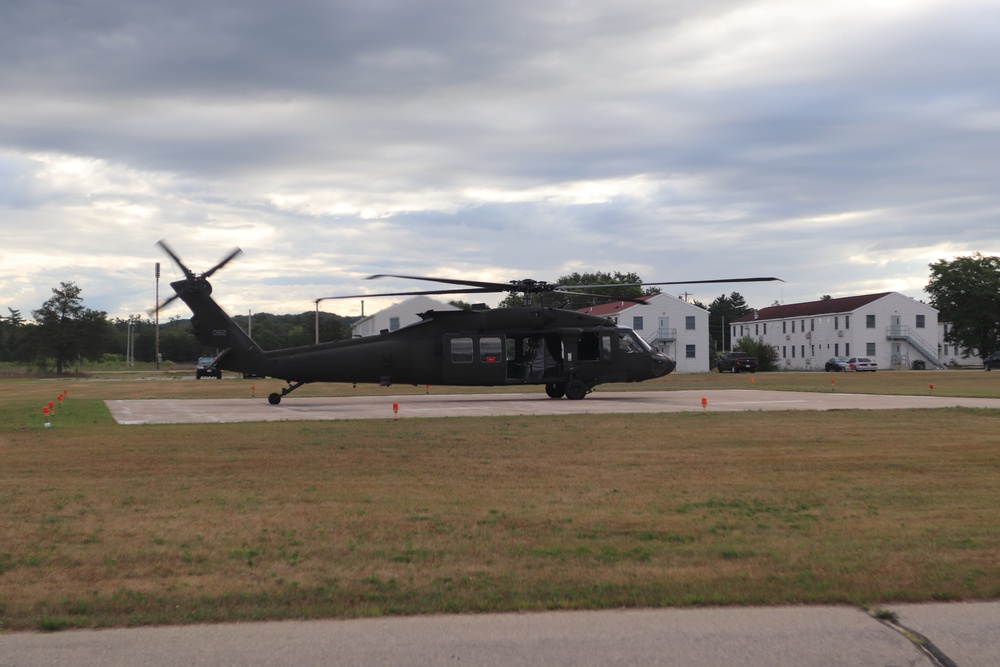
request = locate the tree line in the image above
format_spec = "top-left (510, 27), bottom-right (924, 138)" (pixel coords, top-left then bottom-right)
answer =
top-left (4, 256), bottom-right (996, 373)
top-left (0, 281), bottom-right (358, 372)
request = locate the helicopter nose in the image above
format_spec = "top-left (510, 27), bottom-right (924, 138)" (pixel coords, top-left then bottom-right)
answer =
top-left (651, 352), bottom-right (675, 377)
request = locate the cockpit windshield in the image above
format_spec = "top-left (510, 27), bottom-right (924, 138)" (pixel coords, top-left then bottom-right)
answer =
top-left (618, 329), bottom-right (651, 353)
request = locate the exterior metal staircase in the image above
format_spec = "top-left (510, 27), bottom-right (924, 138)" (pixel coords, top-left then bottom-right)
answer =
top-left (885, 326), bottom-right (946, 369)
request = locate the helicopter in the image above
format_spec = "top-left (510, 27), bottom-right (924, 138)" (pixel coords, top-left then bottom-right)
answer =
top-left (154, 241), bottom-right (781, 404)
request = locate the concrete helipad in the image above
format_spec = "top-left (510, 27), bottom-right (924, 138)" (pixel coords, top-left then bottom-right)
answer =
top-left (106, 389), bottom-right (1000, 424)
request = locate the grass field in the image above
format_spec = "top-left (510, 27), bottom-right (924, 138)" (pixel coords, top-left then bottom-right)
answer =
top-left (2, 370), bottom-right (999, 631)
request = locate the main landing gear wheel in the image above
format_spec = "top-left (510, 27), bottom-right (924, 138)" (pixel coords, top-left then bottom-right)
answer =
top-left (268, 393), bottom-right (282, 405)
top-left (564, 379), bottom-right (588, 400)
top-left (545, 382), bottom-right (565, 399)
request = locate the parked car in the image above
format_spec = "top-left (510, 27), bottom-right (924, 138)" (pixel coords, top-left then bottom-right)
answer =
top-left (985, 352), bottom-right (1000, 371)
top-left (825, 357), bottom-right (850, 372)
top-left (846, 356), bottom-right (878, 372)
top-left (195, 355), bottom-right (222, 379)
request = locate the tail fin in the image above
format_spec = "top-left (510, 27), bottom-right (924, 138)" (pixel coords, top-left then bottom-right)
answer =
top-left (172, 278), bottom-right (264, 374)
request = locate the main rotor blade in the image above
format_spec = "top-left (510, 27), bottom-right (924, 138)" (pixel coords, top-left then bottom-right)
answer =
top-left (560, 277), bottom-right (784, 290)
top-left (367, 273), bottom-right (512, 291)
top-left (321, 287), bottom-right (501, 301)
top-left (203, 247), bottom-right (244, 279)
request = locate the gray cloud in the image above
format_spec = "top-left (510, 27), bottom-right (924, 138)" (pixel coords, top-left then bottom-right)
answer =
top-left (1, 0), bottom-right (998, 320)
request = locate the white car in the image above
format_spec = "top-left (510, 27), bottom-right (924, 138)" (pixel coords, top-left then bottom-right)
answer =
top-left (846, 357), bottom-right (877, 372)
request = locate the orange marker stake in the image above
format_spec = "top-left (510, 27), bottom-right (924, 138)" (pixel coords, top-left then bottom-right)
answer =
top-left (831, 379), bottom-right (836, 392)
top-left (701, 397), bottom-right (707, 413)
top-left (929, 383), bottom-right (934, 394)
top-left (393, 402), bottom-right (399, 419)
top-left (43, 406), bottom-right (51, 428)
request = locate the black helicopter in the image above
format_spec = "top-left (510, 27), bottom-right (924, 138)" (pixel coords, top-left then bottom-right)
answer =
top-left (154, 241), bottom-right (780, 404)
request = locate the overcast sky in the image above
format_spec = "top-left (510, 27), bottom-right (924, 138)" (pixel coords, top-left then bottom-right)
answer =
top-left (2, 0), bottom-right (998, 321)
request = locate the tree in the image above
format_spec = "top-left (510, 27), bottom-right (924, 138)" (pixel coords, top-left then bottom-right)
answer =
top-left (497, 271), bottom-right (659, 309)
top-left (926, 254), bottom-right (1000, 358)
top-left (0, 308), bottom-right (33, 362)
top-left (31, 282), bottom-right (111, 373)
top-left (733, 335), bottom-right (779, 372)
top-left (707, 292), bottom-right (752, 352)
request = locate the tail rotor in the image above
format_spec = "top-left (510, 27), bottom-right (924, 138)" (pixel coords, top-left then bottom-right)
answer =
top-left (150, 240), bottom-right (243, 313)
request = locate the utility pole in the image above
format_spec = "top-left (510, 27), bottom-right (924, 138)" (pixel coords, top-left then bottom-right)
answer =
top-left (154, 262), bottom-right (161, 370)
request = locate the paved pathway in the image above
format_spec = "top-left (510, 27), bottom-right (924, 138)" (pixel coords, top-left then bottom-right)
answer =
top-left (105, 389), bottom-right (1000, 424)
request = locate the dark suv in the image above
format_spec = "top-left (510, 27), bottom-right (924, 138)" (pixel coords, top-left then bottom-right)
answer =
top-left (195, 356), bottom-right (222, 379)
top-left (985, 352), bottom-right (1000, 371)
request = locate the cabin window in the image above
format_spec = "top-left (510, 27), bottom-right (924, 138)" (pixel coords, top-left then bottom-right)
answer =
top-left (602, 335), bottom-right (612, 358)
top-left (480, 337), bottom-right (502, 363)
top-left (451, 337), bottom-right (473, 363)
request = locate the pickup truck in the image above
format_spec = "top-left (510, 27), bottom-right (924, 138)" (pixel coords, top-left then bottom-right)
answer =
top-left (717, 351), bottom-right (758, 373)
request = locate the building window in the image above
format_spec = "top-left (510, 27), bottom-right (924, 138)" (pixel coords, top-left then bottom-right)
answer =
top-left (866, 342), bottom-right (876, 356)
top-left (834, 316), bottom-right (839, 329)
top-left (480, 337), bottom-right (502, 363)
top-left (810, 318), bottom-right (815, 332)
top-left (451, 337), bottom-right (473, 363)
top-left (686, 316), bottom-right (696, 330)
top-left (685, 344), bottom-right (696, 358)
top-left (792, 321), bottom-right (796, 334)
top-left (633, 316), bottom-right (644, 331)
top-left (782, 346), bottom-right (787, 358)
top-left (783, 321), bottom-right (787, 334)
top-left (916, 315), bottom-right (925, 328)
top-left (866, 315), bottom-right (876, 329)
top-left (755, 324), bottom-right (759, 335)
top-left (389, 316), bottom-right (400, 331)
top-left (845, 315), bottom-right (850, 329)
top-left (845, 343), bottom-right (850, 356)
top-left (763, 323), bottom-right (767, 335)
top-left (791, 346), bottom-right (796, 358)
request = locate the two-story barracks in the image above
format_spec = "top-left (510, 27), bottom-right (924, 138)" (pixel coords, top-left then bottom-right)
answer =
top-left (730, 292), bottom-right (943, 371)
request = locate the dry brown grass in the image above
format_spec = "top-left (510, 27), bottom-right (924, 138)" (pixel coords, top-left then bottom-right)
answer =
top-left (1, 372), bottom-right (999, 630)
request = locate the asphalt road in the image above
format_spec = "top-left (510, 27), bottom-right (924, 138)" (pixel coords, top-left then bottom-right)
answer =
top-left (3, 603), bottom-right (999, 666)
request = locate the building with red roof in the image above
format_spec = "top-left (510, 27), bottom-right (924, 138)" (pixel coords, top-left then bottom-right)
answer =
top-left (730, 292), bottom-right (942, 370)
top-left (579, 293), bottom-right (711, 372)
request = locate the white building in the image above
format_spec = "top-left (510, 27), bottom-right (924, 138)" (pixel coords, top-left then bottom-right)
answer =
top-left (350, 296), bottom-right (458, 338)
top-left (578, 293), bottom-right (711, 372)
top-left (730, 292), bottom-right (943, 371)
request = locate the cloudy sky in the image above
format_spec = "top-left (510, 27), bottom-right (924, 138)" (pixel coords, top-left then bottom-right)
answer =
top-left (2, 0), bottom-right (998, 321)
